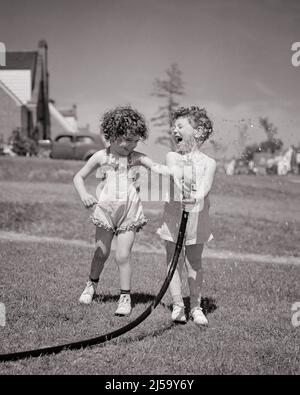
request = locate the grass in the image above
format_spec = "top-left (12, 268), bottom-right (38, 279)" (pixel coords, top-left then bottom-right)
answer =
top-left (0, 239), bottom-right (299, 375)
top-left (0, 156), bottom-right (300, 374)
top-left (0, 179), bottom-right (299, 256)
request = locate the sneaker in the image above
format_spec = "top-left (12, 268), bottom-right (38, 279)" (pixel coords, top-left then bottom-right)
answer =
top-left (79, 280), bottom-right (96, 304)
top-left (115, 294), bottom-right (131, 316)
top-left (171, 304), bottom-right (187, 323)
top-left (191, 307), bottom-right (208, 325)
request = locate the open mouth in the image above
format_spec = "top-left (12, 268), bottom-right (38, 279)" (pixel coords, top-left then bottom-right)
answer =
top-left (174, 135), bottom-right (183, 144)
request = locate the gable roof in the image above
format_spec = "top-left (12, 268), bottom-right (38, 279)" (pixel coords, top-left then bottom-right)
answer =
top-left (2, 52), bottom-right (37, 70)
top-left (0, 52), bottom-right (37, 89)
top-left (0, 79), bottom-right (23, 106)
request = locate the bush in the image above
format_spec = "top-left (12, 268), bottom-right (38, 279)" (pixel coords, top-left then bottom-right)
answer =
top-left (10, 128), bottom-right (38, 156)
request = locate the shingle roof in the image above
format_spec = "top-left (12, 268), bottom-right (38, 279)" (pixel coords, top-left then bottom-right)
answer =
top-left (1, 51), bottom-right (37, 70)
top-left (0, 52), bottom-right (37, 86)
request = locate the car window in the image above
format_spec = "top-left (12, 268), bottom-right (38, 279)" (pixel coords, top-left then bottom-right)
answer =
top-left (75, 136), bottom-right (94, 144)
top-left (56, 136), bottom-right (73, 144)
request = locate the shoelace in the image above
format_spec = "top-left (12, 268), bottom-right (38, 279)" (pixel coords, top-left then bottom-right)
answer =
top-left (192, 307), bottom-right (204, 316)
top-left (173, 304), bottom-right (184, 312)
top-left (119, 294), bottom-right (130, 304)
top-left (83, 282), bottom-right (94, 295)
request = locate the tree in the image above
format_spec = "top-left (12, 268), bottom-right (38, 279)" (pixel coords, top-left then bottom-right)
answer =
top-left (242, 142), bottom-right (260, 162)
top-left (259, 117), bottom-right (283, 153)
top-left (151, 63), bottom-right (185, 149)
top-left (236, 123), bottom-right (249, 157)
top-left (10, 128), bottom-right (38, 156)
top-left (242, 117), bottom-right (284, 161)
top-left (210, 138), bottom-right (224, 158)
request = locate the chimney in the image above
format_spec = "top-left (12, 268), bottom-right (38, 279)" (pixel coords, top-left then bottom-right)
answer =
top-left (37, 40), bottom-right (51, 139)
top-left (72, 104), bottom-right (78, 119)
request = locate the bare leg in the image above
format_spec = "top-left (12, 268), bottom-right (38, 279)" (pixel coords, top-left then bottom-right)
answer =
top-left (115, 230), bottom-right (136, 290)
top-left (79, 227), bottom-right (114, 304)
top-left (114, 230), bottom-right (136, 316)
top-left (89, 227), bottom-right (114, 280)
top-left (165, 241), bottom-right (185, 306)
top-left (185, 243), bottom-right (204, 310)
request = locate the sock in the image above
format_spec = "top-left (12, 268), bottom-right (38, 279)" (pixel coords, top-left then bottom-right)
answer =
top-left (89, 277), bottom-right (99, 289)
top-left (190, 295), bottom-right (201, 311)
top-left (172, 294), bottom-right (184, 307)
top-left (89, 277), bottom-right (99, 283)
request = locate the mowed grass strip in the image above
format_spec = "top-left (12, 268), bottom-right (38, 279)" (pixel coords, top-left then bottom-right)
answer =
top-left (0, 239), bottom-right (299, 375)
top-left (0, 179), bottom-right (299, 257)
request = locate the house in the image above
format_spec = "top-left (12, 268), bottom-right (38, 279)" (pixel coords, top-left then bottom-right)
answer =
top-left (78, 123), bottom-right (91, 134)
top-left (0, 40), bottom-right (50, 142)
top-left (49, 99), bottom-right (77, 139)
top-left (59, 104), bottom-right (77, 131)
top-left (253, 147), bottom-right (297, 175)
top-left (0, 40), bottom-right (78, 144)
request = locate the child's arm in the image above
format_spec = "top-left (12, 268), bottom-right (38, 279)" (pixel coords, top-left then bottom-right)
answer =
top-left (138, 154), bottom-right (172, 176)
top-left (73, 151), bottom-right (103, 208)
top-left (187, 157), bottom-right (217, 204)
top-left (166, 152), bottom-right (190, 196)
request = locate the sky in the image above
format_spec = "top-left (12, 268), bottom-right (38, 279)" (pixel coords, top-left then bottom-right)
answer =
top-left (0, 0), bottom-right (299, 160)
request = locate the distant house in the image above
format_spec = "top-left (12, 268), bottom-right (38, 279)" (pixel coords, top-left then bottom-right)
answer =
top-left (78, 123), bottom-right (91, 134)
top-left (253, 152), bottom-right (274, 166)
top-left (0, 40), bottom-right (50, 142)
top-left (58, 104), bottom-right (78, 132)
top-left (0, 40), bottom-right (77, 144)
top-left (49, 100), bottom-right (77, 139)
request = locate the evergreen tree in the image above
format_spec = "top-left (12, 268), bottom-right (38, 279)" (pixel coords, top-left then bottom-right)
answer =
top-left (151, 63), bottom-right (185, 149)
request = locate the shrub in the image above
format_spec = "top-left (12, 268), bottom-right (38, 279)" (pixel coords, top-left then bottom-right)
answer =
top-left (10, 128), bottom-right (38, 156)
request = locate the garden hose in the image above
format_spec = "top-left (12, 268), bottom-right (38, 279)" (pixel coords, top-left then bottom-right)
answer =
top-left (0, 211), bottom-right (189, 362)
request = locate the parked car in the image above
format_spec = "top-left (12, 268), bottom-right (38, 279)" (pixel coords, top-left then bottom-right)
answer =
top-left (46, 133), bottom-right (105, 161)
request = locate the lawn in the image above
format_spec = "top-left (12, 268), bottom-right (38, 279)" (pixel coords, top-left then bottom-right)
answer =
top-left (0, 239), bottom-right (299, 375)
top-left (0, 156), bottom-right (299, 374)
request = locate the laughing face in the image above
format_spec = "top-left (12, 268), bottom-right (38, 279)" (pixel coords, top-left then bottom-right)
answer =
top-left (171, 117), bottom-right (197, 154)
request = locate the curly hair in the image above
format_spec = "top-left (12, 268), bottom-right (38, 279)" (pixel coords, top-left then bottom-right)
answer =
top-left (100, 105), bottom-right (148, 142)
top-left (171, 106), bottom-right (213, 143)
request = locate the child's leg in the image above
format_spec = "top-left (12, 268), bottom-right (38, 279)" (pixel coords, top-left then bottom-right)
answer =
top-left (184, 243), bottom-right (204, 309)
top-left (185, 243), bottom-right (208, 325)
top-left (79, 227), bottom-right (114, 304)
top-left (166, 241), bottom-right (185, 306)
top-left (115, 230), bottom-right (136, 290)
top-left (165, 241), bottom-right (187, 323)
top-left (114, 230), bottom-right (136, 316)
top-left (90, 227), bottom-right (114, 281)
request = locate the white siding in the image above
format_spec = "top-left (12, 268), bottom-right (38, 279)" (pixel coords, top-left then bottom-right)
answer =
top-left (49, 102), bottom-right (77, 133)
top-left (0, 70), bottom-right (31, 104)
top-left (64, 116), bottom-right (78, 131)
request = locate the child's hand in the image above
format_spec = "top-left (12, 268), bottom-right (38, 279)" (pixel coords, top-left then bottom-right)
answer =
top-left (80, 193), bottom-right (98, 208)
top-left (182, 197), bottom-right (196, 210)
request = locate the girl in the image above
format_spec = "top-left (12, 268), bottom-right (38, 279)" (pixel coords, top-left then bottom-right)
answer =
top-left (73, 105), bottom-right (170, 316)
top-left (157, 106), bottom-right (216, 326)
